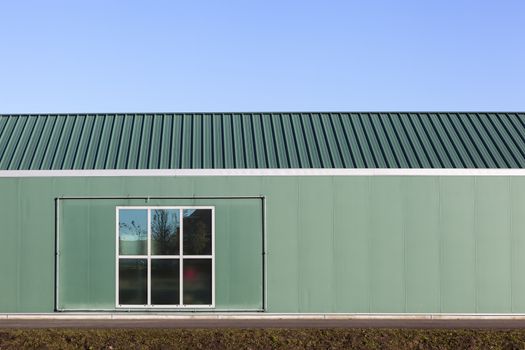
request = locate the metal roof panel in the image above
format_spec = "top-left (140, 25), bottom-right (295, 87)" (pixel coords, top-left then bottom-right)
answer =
top-left (1, 112), bottom-right (524, 170)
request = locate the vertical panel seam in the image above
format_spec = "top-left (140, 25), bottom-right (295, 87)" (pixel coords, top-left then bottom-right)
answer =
top-left (402, 177), bottom-right (407, 313)
top-left (366, 177), bottom-right (371, 313)
top-left (296, 179), bottom-right (301, 312)
top-left (509, 177), bottom-right (513, 312)
top-left (474, 177), bottom-right (479, 313)
top-left (16, 179), bottom-right (21, 311)
top-left (87, 199), bottom-right (91, 304)
top-left (437, 177), bottom-right (444, 312)
top-left (331, 177), bottom-right (336, 312)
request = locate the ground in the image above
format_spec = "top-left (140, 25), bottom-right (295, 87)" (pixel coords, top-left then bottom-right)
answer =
top-left (2, 323), bottom-right (525, 349)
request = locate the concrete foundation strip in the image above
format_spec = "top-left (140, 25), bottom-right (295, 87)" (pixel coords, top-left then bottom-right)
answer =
top-left (3, 313), bottom-right (525, 320)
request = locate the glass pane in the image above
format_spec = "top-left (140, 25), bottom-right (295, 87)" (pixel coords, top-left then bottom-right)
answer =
top-left (183, 209), bottom-right (212, 255)
top-left (119, 209), bottom-right (147, 255)
top-left (183, 259), bottom-right (212, 305)
top-left (151, 259), bottom-right (180, 305)
top-left (151, 209), bottom-right (180, 255)
top-left (118, 259), bottom-right (147, 305)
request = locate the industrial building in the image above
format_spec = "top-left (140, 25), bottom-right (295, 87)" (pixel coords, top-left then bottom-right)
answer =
top-left (1, 112), bottom-right (524, 314)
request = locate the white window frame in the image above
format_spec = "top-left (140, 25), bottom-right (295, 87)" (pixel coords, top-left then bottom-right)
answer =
top-left (115, 206), bottom-right (215, 309)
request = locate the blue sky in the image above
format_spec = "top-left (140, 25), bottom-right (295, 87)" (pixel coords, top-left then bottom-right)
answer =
top-left (0, 1), bottom-right (523, 113)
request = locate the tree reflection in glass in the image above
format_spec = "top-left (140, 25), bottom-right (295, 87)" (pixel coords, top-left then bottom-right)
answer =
top-left (151, 209), bottom-right (180, 255)
top-left (183, 209), bottom-right (212, 255)
top-left (119, 209), bottom-right (147, 255)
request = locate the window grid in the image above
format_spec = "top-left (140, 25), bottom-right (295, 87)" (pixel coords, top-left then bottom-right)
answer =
top-left (116, 206), bottom-right (215, 309)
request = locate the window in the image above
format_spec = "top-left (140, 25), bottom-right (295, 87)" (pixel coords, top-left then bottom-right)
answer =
top-left (116, 206), bottom-right (214, 308)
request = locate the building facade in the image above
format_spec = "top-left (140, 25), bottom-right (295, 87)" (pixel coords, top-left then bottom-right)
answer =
top-left (1, 112), bottom-right (524, 314)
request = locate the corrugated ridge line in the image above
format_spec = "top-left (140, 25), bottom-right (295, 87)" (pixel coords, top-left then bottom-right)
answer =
top-left (475, 113), bottom-right (517, 167)
top-left (290, 114), bottom-right (310, 167)
top-left (82, 115), bottom-right (99, 169)
top-left (27, 115), bottom-right (52, 170)
top-left (351, 114), bottom-right (378, 168)
top-left (360, 113), bottom-right (388, 167)
top-left (247, 114), bottom-right (260, 168)
top-left (173, 114), bottom-right (183, 169)
top-left (0, 117), bottom-right (10, 161)
top-left (59, 115), bottom-right (81, 169)
top-left (261, 114), bottom-right (276, 168)
top-left (233, 113), bottom-right (245, 168)
top-left (243, 113), bottom-right (256, 168)
top-left (146, 113), bottom-right (157, 169)
top-left (48, 115), bottom-right (70, 169)
top-left (90, 115), bottom-right (107, 169)
top-left (62, 114), bottom-right (83, 169)
top-left (452, 113), bottom-right (492, 168)
top-left (159, 113), bottom-right (169, 168)
top-left (329, 114), bottom-right (351, 167)
top-left (71, 115), bottom-right (91, 169)
top-left (311, 113), bottom-right (334, 168)
top-left (212, 114), bottom-right (222, 168)
top-left (339, 114), bottom-right (364, 167)
top-left (11, 115), bottom-right (39, 170)
top-left (1, 113), bottom-right (525, 170)
top-left (314, 112), bottom-right (332, 167)
top-left (1, 116), bottom-right (27, 169)
top-left (400, 113), bottom-right (432, 168)
top-left (388, 113), bottom-right (420, 167)
top-left (102, 114), bottom-right (118, 169)
top-left (417, 114), bottom-right (453, 168)
top-left (38, 115), bottom-right (59, 169)
top-left (428, 114), bottom-right (465, 168)
top-left (273, 114), bottom-right (289, 168)
top-left (321, 113), bottom-right (344, 168)
top-left (450, 112), bottom-right (486, 167)
top-left (409, 114), bottom-right (444, 168)
top-left (115, 114), bottom-right (130, 169)
top-left (192, 113), bottom-right (201, 168)
top-left (223, 113), bottom-right (234, 168)
top-left (114, 114), bottom-right (128, 169)
top-left (0, 116), bottom-right (17, 168)
top-left (380, 114), bottom-right (407, 167)
top-left (298, 114), bottom-right (318, 167)
top-left (369, 114), bottom-right (399, 168)
top-left (203, 114), bottom-right (212, 168)
top-left (494, 113), bottom-right (525, 167)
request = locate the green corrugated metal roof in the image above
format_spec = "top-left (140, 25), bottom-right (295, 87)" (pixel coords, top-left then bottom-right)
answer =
top-left (0, 112), bottom-right (524, 169)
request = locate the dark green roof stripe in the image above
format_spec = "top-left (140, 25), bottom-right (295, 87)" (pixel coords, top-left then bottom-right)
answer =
top-left (1, 112), bottom-right (525, 170)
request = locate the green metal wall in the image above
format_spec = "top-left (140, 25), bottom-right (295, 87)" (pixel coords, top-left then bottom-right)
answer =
top-left (1, 176), bottom-right (525, 313)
